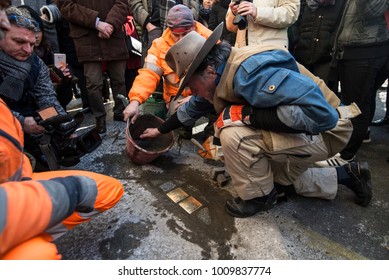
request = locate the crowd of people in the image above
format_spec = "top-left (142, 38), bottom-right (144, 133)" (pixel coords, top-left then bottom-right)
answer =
top-left (0, 0), bottom-right (388, 259)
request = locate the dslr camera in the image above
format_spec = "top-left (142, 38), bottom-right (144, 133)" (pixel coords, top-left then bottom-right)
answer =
top-left (232, 0), bottom-right (253, 30)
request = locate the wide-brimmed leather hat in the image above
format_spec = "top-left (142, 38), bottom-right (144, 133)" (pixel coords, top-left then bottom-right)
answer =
top-left (165, 22), bottom-right (224, 100)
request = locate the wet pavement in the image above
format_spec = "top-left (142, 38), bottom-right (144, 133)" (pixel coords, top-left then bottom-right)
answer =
top-left (55, 86), bottom-right (389, 260)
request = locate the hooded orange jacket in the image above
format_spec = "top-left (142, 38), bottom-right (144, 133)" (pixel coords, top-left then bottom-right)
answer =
top-left (128, 21), bottom-right (212, 105)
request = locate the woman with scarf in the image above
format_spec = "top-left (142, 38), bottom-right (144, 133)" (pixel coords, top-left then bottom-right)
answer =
top-left (199, 0), bottom-right (214, 27)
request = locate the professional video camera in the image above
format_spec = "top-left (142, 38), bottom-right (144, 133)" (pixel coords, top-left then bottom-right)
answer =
top-left (232, 0), bottom-right (253, 30)
top-left (30, 106), bottom-right (102, 171)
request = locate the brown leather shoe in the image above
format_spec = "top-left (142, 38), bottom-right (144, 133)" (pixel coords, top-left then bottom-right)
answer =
top-left (95, 116), bottom-right (106, 134)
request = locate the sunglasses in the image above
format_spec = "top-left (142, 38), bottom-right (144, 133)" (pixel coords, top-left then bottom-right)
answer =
top-left (7, 14), bottom-right (40, 32)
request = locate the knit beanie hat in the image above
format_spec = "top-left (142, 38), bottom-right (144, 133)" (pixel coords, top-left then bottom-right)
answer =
top-left (166, 4), bottom-right (194, 32)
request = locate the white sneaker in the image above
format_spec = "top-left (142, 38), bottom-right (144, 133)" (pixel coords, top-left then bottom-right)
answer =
top-left (315, 153), bottom-right (354, 167)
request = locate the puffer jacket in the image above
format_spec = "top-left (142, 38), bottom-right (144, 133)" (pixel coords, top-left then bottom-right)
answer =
top-left (129, 21), bottom-right (212, 104)
top-left (56, 0), bottom-right (130, 62)
top-left (333, 0), bottom-right (389, 60)
top-left (291, 0), bottom-right (346, 66)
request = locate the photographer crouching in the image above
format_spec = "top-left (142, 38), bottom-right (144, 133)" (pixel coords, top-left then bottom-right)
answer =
top-left (226, 0), bottom-right (300, 48)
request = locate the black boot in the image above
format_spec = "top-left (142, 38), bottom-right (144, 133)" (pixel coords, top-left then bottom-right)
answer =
top-left (371, 115), bottom-right (389, 126)
top-left (345, 162), bottom-right (372, 206)
top-left (225, 188), bottom-right (277, 218)
top-left (96, 116), bottom-right (106, 134)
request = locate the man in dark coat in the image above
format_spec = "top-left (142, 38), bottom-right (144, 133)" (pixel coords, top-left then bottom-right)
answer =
top-left (57, 0), bottom-right (130, 133)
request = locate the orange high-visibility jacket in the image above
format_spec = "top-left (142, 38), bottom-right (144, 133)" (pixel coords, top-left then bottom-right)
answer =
top-left (128, 21), bottom-right (212, 105)
top-left (0, 98), bottom-right (124, 259)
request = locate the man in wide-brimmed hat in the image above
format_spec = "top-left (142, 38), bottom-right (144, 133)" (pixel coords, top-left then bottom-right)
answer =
top-left (140, 23), bottom-right (372, 218)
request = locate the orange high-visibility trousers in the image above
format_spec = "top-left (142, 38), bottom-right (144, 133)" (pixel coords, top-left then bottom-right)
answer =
top-left (0, 172), bottom-right (123, 260)
top-left (32, 170), bottom-right (124, 238)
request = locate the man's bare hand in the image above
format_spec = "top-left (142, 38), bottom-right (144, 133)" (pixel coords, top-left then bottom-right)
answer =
top-left (60, 65), bottom-right (72, 79)
top-left (232, 1), bottom-right (257, 18)
top-left (97, 21), bottom-right (113, 38)
top-left (139, 127), bottom-right (160, 139)
top-left (123, 100), bottom-right (141, 124)
top-left (24, 116), bottom-right (45, 135)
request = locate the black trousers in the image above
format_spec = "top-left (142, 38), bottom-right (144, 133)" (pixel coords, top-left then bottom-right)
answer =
top-left (337, 53), bottom-right (389, 160)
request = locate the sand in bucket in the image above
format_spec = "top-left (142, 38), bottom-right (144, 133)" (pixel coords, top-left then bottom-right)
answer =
top-left (125, 114), bottom-right (174, 165)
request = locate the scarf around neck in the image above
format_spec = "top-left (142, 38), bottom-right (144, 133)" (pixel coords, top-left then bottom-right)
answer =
top-left (0, 51), bottom-right (32, 101)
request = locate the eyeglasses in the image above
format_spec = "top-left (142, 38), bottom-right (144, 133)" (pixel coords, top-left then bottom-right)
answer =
top-left (7, 14), bottom-right (40, 32)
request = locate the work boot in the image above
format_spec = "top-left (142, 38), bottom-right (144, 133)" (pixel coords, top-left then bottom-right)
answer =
top-left (345, 162), bottom-right (372, 206)
top-left (95, 116), bottom-right (106, 134)
top-left (225, 188), bottom-right (278, 218)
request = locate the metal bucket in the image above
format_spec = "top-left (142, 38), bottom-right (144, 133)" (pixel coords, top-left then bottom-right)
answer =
top-left (125, 114), bottom-right (174, 165)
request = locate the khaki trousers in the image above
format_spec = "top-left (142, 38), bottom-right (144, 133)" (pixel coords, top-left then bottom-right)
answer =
top-left (219, 126), bottom-right (339, 200)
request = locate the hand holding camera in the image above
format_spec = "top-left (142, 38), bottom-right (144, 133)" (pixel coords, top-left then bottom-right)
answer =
top-left (230, 0), bottom-right (255, 30)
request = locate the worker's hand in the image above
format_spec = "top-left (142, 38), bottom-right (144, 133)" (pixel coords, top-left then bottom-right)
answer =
top-left (173, 96), bottom-right (191, 111)
top-left (123, 101), bottom-right (141, 124)
top-left (23, 116), bottom-right (46, 135)
top-left (139, 127), bottom-right (160, 139)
